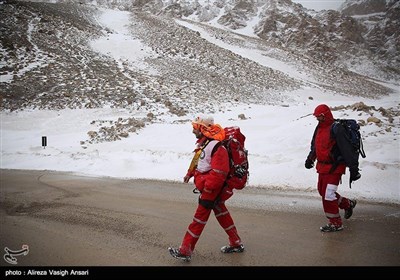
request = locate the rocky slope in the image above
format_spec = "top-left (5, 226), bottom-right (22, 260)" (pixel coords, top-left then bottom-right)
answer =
top-left (1, 0), bottom-right (304, 114)
top-left (0, 0), bottom-right (399, 144)
top-left (1, 0), bottom-right (398, 110)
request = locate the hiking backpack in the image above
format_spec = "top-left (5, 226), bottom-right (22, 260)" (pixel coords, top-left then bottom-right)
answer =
top-left (330, 119), bottom-right (366, 170)
top-left (221, 126), bottom-right (249, 190)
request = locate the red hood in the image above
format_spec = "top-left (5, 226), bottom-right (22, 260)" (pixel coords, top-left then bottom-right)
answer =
top-left (313, 104), bottom-right (334, 127)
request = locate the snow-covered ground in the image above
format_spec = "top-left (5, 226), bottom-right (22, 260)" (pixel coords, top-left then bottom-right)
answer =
top-left (1, 8), bottom-right (399, 204)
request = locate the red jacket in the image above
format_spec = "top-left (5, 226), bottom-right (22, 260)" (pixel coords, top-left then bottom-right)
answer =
top-left (194, 140), bottom-right (229, 201)
top-left (309, 105), bottom-right (346, 174)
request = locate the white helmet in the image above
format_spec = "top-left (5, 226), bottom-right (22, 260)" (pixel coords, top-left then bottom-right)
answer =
top-left (192, 114), bottom-right (214, 127)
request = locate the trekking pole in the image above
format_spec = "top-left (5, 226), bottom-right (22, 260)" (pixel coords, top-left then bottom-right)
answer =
top-left (296, 113), bottom-right (313, 120)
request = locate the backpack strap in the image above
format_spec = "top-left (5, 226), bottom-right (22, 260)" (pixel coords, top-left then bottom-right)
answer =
top-left (359, 137), bottom-right (366, 158)
top-left (187, 139), bottom-right (210, 175)
top-left (329, 121), bottom-right (345, 173)
top-left (211, 141), bottom-right (223, 156)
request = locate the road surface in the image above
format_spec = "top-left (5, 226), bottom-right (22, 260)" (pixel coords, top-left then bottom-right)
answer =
top-left (1, 169), bottom-right (399, 268)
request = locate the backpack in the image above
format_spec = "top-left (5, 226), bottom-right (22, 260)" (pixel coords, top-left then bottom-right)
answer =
top-left (331, 119), bottom-right (366, 161)
top-left (221, 126), bottom-right (249, 190)
top-left (329, 119), bottom-right (366, 185)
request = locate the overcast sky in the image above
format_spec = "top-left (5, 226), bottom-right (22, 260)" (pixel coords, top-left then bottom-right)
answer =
top-left (292, 0), bottom-right (345, 11)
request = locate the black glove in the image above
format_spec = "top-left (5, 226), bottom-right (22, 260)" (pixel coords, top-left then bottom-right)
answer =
top-left (305, 158), bottom-right (314, 169)
top-left (350, 167), bottom-right (361, 182)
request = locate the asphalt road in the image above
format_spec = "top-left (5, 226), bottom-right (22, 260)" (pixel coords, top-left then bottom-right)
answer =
top-left (0, 169), bottom-right (399, 270)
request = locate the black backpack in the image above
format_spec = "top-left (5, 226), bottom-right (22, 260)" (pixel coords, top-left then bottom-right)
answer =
top-left (330, 119), bottom-right (366, 187)
top-left (331, 119), bottom-right (366, 160)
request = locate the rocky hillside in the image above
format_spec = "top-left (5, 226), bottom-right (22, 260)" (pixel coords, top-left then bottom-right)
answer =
top-left (87, 0), bottom-right (400, 81)
top-left (1, 0), bottom-right (299, 114)
top-left (339, 0), bottom-right (399, 77)
top-left (0, 0), bottom-right (398, 116)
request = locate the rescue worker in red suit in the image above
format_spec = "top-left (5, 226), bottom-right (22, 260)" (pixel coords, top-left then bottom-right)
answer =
top-left (168, 115), bottom-right (244, 262)
top-left (305, 104), bottom-right (359, 232)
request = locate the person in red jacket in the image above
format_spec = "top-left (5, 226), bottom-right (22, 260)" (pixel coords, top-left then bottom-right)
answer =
top-left (168, 115), bottom-right (244, 262)
top-left (305, 104), bottom-right (358, 232)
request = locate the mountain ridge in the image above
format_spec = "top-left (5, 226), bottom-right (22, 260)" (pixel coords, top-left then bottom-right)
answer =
top-left (1, 0), bottom-right (398, 115)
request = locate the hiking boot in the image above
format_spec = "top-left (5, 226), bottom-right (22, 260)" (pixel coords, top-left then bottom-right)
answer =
top-left (320, 223), bottom-right (344, 232)
top-left (344, 199), bottom-right (357, 219)
top-left (168, 247), bottom-right (191, 262)
top-left (220, 244), bottom-right (245, 253)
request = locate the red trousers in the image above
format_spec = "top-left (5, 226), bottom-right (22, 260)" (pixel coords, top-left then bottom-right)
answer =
top-left (317, 173), bottom-right (351, 226)
top-left (179, 188), bottom-right (241, 256)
